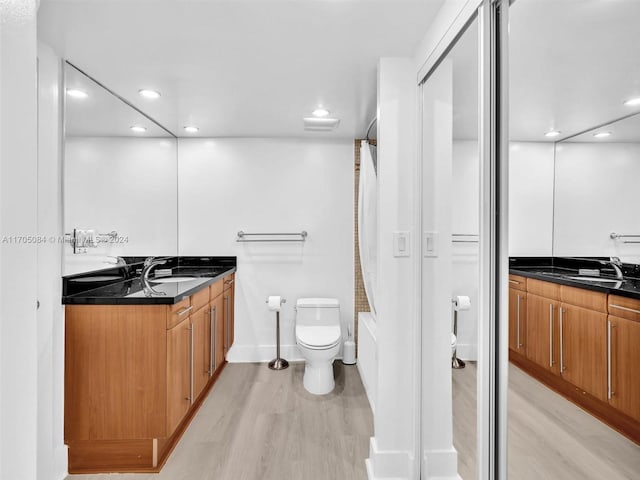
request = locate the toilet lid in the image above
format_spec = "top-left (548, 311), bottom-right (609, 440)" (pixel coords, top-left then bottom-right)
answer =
top-left (296, 325), bottom-right (341, 348)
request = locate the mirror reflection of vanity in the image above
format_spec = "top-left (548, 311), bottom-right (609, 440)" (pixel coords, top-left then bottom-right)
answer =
top-left (63, 62), bottom-right (178, 275)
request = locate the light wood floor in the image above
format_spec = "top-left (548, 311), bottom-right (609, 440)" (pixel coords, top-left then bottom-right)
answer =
top-left (453, 362), bottom-right (640, 480)
top-left (68, 362), bottom-right (373, 480)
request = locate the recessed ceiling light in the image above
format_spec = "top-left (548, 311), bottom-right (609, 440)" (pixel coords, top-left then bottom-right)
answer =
top-left (624, 97), bottom-right (640, 107)
top-left (139, 89), bottom-right (161, 99)
top-left (544, 130), bottom-right (561, 138)
top-left (130, 125), bottom-right (147, 133)
top-left (66, 89), bottom-right (88, 99)
top-left (183, 126), bottom-right (199, 133)
top-left (312, 108), bottom-right (330, 117)
top-left (593, 131), bottom-right (611, 139)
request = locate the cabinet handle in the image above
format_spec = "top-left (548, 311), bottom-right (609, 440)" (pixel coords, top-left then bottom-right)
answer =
top-left (224, 295), bottom-right (229, 352)
top-left (509, 280), bottom-right (521, 285)
top-left (225, 279), bottom-right (235, 285)
top-left (549, 303), bottom-right (554, 367)
top-left (608, 320), bottom-right (617, 400)
top-left (516, 295), bottom-right (522, 348)
top-left (210, 306), bottom-right (217, 376)
top-left (609, 304), bottom-right (640, 315)
top-left (189, 323), bottom-right (194, 405)
top-left (177, 305), bottom-right (193, 316)
top-left (559, 307), bottom-right (565, 373)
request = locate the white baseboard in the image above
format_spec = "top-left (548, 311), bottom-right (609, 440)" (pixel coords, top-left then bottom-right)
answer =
top-left (367, 437), bottom-right (412, 479)
top-left (455, 343), bottom-right (477, 361)
top-left (422, 447), bottom-right (459, 480)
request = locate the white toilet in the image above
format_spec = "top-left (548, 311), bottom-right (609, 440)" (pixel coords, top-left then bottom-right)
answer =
top-left (295, 298), bottom-right (342, 395)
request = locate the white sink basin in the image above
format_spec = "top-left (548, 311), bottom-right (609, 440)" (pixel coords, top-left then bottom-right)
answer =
top-left (567, 276), bottom-right (621, 283)
top-left (150, 276), bottom-right (198, 284)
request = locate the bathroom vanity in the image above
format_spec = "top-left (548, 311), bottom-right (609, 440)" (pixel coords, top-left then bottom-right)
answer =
top-left (508, 257), bottom-right (640, 444)
top-left (62, 257), bottom-right (236, 473)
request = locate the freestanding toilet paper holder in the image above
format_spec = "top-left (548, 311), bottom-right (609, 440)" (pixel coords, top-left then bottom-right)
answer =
top-left (451, 297), bottom-right (466, 369)
top-left (266, 297), bottom-right (289, 370)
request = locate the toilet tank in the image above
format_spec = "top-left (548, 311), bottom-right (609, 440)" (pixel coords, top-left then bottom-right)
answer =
top-left (295, 298), bottom-right (340, 327)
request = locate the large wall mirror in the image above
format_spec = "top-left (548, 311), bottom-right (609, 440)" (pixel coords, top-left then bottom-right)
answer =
top-left (63, 62), bottom-right (178, 275)
top-left (509, 0), bottom-right (640, 265)
top-left (554, 112), bottom-right (640, 262)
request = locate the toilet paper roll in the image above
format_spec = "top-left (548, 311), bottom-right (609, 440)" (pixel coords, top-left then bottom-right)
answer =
top-left (267, 296), bottom-right (283, 312)
top-left (453, 295), bottom-right (471, 311)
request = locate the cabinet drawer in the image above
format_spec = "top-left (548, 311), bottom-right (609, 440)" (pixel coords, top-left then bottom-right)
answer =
top-left (608, 295), bottom-right (640, 323)
top-left (210, 279), bottom-right (224, 300)
top-left (527, 278), bottom-right (560, 300)
top-left (168, 298), bottom-right (192, 329)
top-left (509, 274), bottom-right (527, 292)
top-left (223, 273), bottom-right (235, 291)
top-left (191, 287), bottom-right (209, 312)
top-left (560, 285), bottom-right (607, 313)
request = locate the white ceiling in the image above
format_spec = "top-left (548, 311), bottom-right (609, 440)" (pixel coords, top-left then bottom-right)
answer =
top-left (38, 0), bottom-right (446, 138)
top-left (509, 0), bottom-right (640, 142)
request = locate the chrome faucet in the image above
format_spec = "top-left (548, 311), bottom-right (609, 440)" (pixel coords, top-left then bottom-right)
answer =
top-left (599, 257), bottom-right (624, 280)
top-left (141, 257), bottom-right (168, 297)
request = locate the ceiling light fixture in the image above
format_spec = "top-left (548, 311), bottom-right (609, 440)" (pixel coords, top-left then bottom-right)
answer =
top-left (312, 107), bottom-right (330, 117)
top-left (593, 131), bottom-right (611, 139)
top-left (138, 89), bottom-right (161, 99)
top-left (66, 89), bottom-right (88, 99)
top-left (544, 130), bottom-right (561, 138)
top-left (130, 125), bottom-right (147, 133)
top-left (183, 126), bottom-right (199, 133)
top-left (624, 97), bottom-right (640, 107)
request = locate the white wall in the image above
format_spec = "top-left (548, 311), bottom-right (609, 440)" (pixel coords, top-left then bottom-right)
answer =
top-left (366, 57), bottom-right (418, 480)
top-left (36, 43), bottom-right (67, 480)
top-left (452, 140), bottom-right (479, 361)
top-left (177, 138), bottom-right (354, 362)
top-left (508, 142), bottom-right (555, 256)
top-left (0, 2), bottom-right (40, 478)
top-left (554, 142), bottom-right (640, 261)
top-left (64, 137), bottom-right (178, 274)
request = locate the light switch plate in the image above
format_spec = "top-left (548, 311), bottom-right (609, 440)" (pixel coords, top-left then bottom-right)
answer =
top-left (423, 231), bottom-right (439, 257)
top-left (393, 231), bottom-right (411, 257)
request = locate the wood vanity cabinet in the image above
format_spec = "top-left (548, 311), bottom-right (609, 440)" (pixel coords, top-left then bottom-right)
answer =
top-left (508, 275), bottom-right (527, 355)
top-left (525, 279), bottom-right (560, 374)
top-left (559, 286), bottom-right (607, 402)
top-left (607, 295), bottom-right (640, 421)
top-left (64, 272), bottom-right (235, 473)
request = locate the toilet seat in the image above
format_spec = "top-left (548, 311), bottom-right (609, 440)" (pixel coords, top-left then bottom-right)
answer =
top-left (296, 325), bottom-right (341, 350)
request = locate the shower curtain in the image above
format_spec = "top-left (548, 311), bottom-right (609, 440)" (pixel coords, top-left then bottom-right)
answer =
top-left (358, 140), bottom-right (378, 316)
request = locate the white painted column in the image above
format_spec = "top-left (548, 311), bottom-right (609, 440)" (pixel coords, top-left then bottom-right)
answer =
top-left (420, 59), bottom-right (458, 479)
top-left (366, 57), bottom-right (418, 480)
top-left (0, 2), bottom-right (40, 479)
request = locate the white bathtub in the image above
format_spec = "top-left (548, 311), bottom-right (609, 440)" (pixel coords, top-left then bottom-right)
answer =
top-left (357, 311), bottom-right (377, 413)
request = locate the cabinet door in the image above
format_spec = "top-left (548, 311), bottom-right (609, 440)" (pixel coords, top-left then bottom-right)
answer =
top-left (608, 315), bottom-right (640, 421)
top-left (191, 305), bottom-right (210, 401)
top-left (167, 318), bottom-right (191, 435)
top-left (211, 294), bottom-right (225, 374)
top-left (560, 304), bottom-right (607, 401)
top-left (509, 288), bottom-right (527, 354)
top-left (525, 294), bottom-right (560, 374)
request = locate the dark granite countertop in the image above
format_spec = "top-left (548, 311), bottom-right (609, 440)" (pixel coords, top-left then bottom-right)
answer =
top-left (509, 257), bottom-right (640, 300)
top-left (62, 256), bottom-right (236, 305)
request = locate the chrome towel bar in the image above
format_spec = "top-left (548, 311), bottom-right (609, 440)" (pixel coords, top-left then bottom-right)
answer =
top-left (610, 232), bottom-right (640, 244)
top-left (236, 231), bottom-right (308, 242)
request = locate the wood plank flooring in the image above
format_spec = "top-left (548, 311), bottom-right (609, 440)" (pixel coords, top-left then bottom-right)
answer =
top-left (453, 362), bottom-right (640, 480)
top-left (67, 362), bottom-right (373, 480)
